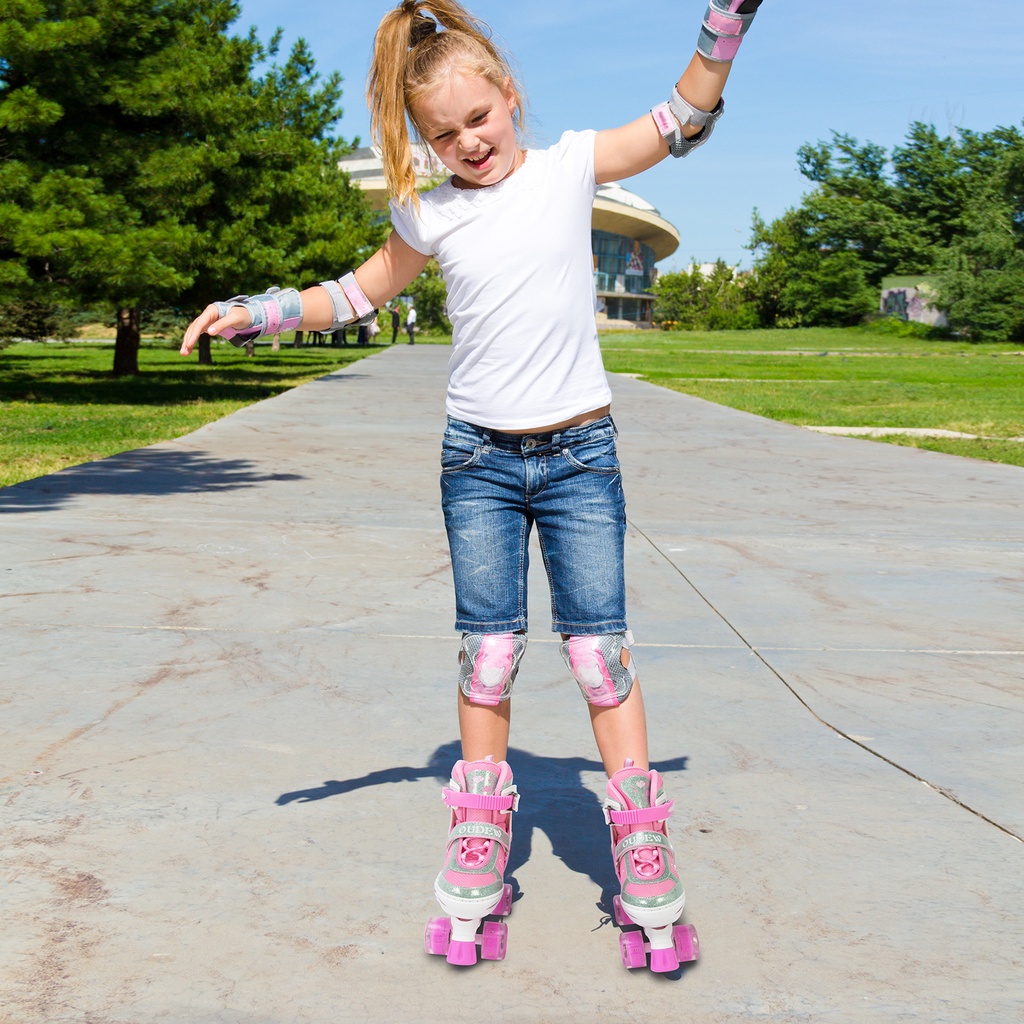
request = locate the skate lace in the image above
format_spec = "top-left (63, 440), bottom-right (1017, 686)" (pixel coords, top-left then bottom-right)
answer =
top-left (631, 844), bottom-right (663, 878)
top-left (457, 836), bottom-right (494, 867)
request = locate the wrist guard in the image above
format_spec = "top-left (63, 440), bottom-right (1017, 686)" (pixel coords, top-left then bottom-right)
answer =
top-left (651, 88), bottom-right (724, 158)
top-left (215, 287), bottom-right (303, 345)
top-left (698, 0), bottom-right (764, 63)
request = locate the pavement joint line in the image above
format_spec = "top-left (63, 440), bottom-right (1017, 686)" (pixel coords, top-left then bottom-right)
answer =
top-left (629, 516), bottom-right (1024, 846)
top-left (7, 621), bottom-right (1023, 656)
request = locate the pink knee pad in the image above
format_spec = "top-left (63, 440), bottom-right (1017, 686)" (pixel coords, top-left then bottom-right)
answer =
top-left (458, 633), bottom-right (527, 706)
top-left (561, 631), bottom-right (637, 707)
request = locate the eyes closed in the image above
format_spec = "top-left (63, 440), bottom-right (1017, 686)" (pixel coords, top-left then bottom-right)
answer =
top-left (433, 110), bottom-right (490, 143)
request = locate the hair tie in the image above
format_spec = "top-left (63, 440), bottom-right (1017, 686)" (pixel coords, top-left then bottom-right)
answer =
top-left (410, 12), bottom-right (438, 46)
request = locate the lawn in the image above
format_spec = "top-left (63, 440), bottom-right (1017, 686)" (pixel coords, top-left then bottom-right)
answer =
top-left (0, 340), bottom-right (380, 487)
top-left (2, 327), bottom-right (1023, 489)
top-left (600, 327), bottom-right (1024, 468)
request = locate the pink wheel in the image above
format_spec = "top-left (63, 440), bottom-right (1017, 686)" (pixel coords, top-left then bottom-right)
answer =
top-left (673, 923), bottom-right (700, 962)
top-left (611, 895), bottom-right (634, 927)
top-left (480, 920), bottom-right (508, 961)
top-left (495, 883), bottom-right (513, 917)
top-left (619, 930), bottom-right (647, 969)
top-left (424, 916), bottom-right (451, 956)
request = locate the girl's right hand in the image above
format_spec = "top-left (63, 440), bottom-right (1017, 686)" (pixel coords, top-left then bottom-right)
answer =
top-left (180, 303), bottom-right (253, 356)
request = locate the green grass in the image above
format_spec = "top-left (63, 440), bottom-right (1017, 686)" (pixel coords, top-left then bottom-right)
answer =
top-left (600, 327), bottom-right (1024, 468)
top-left (0, 340), bottom-right (380, 487)
top-left (3, 328), bottom-right (1023, 489)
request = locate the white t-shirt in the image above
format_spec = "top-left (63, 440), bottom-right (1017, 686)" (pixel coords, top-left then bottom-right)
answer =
top-left (389, 130), bottom-right (611, 431)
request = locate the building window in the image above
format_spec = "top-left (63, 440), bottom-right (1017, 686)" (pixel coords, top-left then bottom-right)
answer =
top-left (592, 231), bottom-right (655, 294)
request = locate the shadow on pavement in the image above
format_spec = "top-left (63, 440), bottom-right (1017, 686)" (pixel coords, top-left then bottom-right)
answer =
top-left (275, 741), bottom-right (690, 919)
top-left (0, 448), bottom-right (304, 514)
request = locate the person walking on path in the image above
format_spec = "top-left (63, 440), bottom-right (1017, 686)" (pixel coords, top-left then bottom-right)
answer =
top-left (180, 0), bottom-right (765, 972)
top-left (405, 301), bottom-right (417, 344)
top-left (391, 304), bottom-right (401, 343)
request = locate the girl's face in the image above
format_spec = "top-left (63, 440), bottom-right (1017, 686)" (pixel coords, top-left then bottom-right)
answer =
top-left (413, 72), bottom-right (521, 189)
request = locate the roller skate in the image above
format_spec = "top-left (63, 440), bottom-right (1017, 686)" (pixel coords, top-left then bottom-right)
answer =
top-left (604, 759), bottom-right (699, 973)
top-left (424, 757), bottom-right (518, 965)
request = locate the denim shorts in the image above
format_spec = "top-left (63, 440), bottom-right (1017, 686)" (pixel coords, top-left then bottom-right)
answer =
top-left (439, 415), bottom-right (628, 635)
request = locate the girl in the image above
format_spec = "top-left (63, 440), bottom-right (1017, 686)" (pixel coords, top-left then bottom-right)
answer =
top-left (181, 0), bottom-right (764, 972)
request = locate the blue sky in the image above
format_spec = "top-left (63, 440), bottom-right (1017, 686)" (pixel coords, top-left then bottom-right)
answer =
top-left (236, 1), bottom-right (1024, 270)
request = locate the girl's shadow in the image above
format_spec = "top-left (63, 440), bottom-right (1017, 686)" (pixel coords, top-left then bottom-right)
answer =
top-left (276, 742), bottom-right (689, 923)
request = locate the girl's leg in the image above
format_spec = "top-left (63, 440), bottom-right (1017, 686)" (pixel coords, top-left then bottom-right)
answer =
top-left (458, 691), bottom-right (511, 762)
top-left (588, 660), bottom-right (649, 776)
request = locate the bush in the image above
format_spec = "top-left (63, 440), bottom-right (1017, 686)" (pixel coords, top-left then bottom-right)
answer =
top-left (860, 313), bottom-right (950, 339)
top-left (654, 260), bottom-right (759, 331)
top-left (0, 300), bottom-right (80, 343)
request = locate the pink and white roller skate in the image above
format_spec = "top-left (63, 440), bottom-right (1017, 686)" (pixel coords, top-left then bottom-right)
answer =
top-left (605, 759), bottom-right (699, 973)
top-left (424, 757), bottom-right (518, 966)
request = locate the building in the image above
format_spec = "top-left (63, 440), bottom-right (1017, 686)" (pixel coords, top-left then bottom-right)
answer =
top-left (339, 146), bottom-right (679, 324)
top-left (880, 275), bottom-right (948, 328)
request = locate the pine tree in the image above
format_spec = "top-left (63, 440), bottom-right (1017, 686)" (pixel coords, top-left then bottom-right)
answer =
top-left (0, 0), bottom-right (380, 371)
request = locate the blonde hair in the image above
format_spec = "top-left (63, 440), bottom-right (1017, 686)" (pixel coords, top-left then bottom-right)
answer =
top-left (367, 0), bottom-right (527, 208)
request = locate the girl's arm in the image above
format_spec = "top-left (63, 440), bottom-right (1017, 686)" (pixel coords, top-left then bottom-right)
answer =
top-left (355, 229), bottom-right (431, 310)
top-left (594, 54), bottom-right (731, 184)
top-left (594, 0), bottom-right (763, 184)
top-left (180, 230), bottom-right (429, 356)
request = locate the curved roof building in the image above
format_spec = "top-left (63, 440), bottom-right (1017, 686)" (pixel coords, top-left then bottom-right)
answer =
top-left (339, 146), bottom-right (679, 324)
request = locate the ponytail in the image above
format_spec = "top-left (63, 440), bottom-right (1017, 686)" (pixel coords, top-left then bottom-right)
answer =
top-left (367, 0), bottom-right (527, 208)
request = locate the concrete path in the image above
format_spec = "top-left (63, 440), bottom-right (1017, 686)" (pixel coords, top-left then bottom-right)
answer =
top-left (2, 345), bottom-right (1021, 1024)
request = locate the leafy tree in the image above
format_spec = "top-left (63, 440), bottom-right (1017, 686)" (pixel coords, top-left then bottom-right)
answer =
top-left (935, 148), bottom-right (1024, 342)
top-left (406, 259), bottom-right (452, 334)
top-left (653, 259), bottom-right (757, 331)
top-left (749, 121), bottom-right (1024, 334)
top-left (745, 209), bottom-right (876, 328)
top-left (0, 0), bottom-right (380, 372)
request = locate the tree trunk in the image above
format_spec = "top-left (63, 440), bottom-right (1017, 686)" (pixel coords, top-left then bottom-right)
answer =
top-left (198, 333), bottom-right (213, 365)
top-left (112, 306), bottom-right (141, 375)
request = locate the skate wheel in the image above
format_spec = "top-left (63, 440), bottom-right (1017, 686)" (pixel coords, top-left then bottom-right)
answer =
top-left (619, 930), bottom-right (647, 970)
top-left (611, 894), bottom-right (634, 927)
top-left (495, 883), bottom-right (513, 917)
top-left (480, 920), bottom-right (508, 961)
top-left (673, 923), bottom-right (700, 962)
top-left (424, 916), bottom-right (451, 956)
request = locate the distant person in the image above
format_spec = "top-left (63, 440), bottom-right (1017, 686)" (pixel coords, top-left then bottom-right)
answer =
top-left (405, 302), bottom-right (417, 344)
top-left (391, 305), bottom-right (400, 343)
top-left (180, 0), bottom-right (764, 973)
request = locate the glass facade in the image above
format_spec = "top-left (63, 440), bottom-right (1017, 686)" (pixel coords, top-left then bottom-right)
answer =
top-left (592, 229), bottom-right (657, 322)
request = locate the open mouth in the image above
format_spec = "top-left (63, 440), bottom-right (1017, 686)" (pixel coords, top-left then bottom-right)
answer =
top-left (464, 148), bottom-right (495, 169)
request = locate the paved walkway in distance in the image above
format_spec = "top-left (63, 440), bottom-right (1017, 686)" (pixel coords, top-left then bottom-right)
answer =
top-left (1, 345), bottom-right (1021, 1024)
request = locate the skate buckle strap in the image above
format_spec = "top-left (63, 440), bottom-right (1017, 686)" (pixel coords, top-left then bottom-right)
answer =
top-left (443, 787), bottom-right (520, 813)
top-left (615, 829), bottom-right (673, 860)
top-left (604, 800), bottom-right (674, 826)
top-left (448, 820), bottom-right (511, 852)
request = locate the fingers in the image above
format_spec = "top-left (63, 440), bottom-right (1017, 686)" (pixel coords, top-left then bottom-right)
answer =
top-left (180, 304), bottom-right (218, 356)
top-left (179, 304), bottom-right (251, 356)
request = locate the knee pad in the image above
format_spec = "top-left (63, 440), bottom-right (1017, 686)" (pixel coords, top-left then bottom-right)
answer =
top-left (458, 632), bottom-right (527, 706)
top-left (561, 631), bottom-right (637, 707)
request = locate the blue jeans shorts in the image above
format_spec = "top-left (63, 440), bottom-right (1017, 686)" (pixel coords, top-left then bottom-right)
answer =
top-left (439, 415), bottom-right (628, 635)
